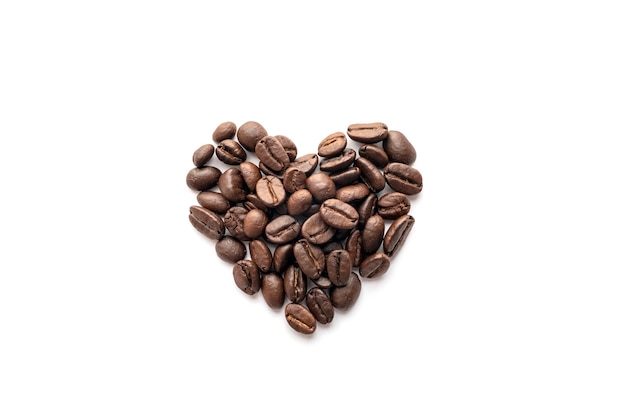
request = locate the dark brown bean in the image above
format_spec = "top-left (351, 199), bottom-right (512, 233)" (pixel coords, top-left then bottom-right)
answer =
top-left (215, 236), bottom-right (246, 263)
top-left (359, 253), bottom-right (391, 279)
top-left (262, 272), bottom-right (285, 309)
top-left (329, 166), bottom-right (361, 187)
top-left (345, 229), bottom-right (363, 268)
top-left (186, 166), bottom-right (221, 191)
top-left (189, 206), bottom-right (225, 240)
top-left (361, 215), bottom-right (384, 255)
top-left (347, 122), bottom-right (388, 143)
top-left (306, 172), bottom-right (336, 201)
top-left (293, 239), bottom-right (325, 279)
top-left (319, 199), bottom-right (359, 230)
top-left (216, 139), bottom-right (247, 165)
top-left (383, 214), bottom-right (415, 257)
top-left (244, 193), bottom-right (270, 214)
top-left (256, 175), bottom-right (287, 208)
top-left (239, 162), bottom-right (262, 192)
top-left (256, 135), bottom-right (290, 172)
top-left (358, 144), bottom-right (389, 167)
top-left (335, 183), bottom-right (371, 203)
top-left (301, 212), bottom-right (336, 245)
top-left (218, 167), bottom-right (247, 203)
top-left (284, 264), bottom-right (307, 303)
top-left (383, 130), bottom-right (416, 165)
top-left (223, 206), bottom-right (249, 241)
top-left (285, 303), bottom-right (316, 334)
top-left (330, 272), bottom-right (361, 310)
top-left (192, 144), bottom-right (215, 167)
top-left (290, 153), bottom-right (318, 175)
top-left (384, 163), bottom-right (423, 195)
top-left (272, 243), bottom-right (294, 273)
top-left (357, 193), bottom-right (377, 227)
top-left (377, 192), bottom-right (411, 219)
top-left (233, 260), bottom-right (261, 295)
top-left (326, 249), bottom-right (352, 287)
top-left (306, 287), bottom-right (334, 324)
top-left (355, 157), bottom-right (386, 192)
top-left (237, 121), bottom-right (267, 151)
top-left (321, 241), bottom-right (343, 254)
top-left (258, 161), bottom-right (286, 179)
top-left (243, 209), bottom-right (268, 240)
top-left (283, 167), bottom-right (308, 193)
top-left (319, 148), bottom-right (356, 172)
top-left (196, 191), bottom-right (230, 214)
top-left (275, 135), bottom-right (298, 161)
top-left (212, 121), bottom-right (237, 143)
top-left (265, 215), bottom-right (301, 244)
top-left (318, 132), bottom-right (347, 157)
top-left (310, 276), bottom-right (334, 290)
top-left (286, 189), bottom-right (313, 217)
top-left (249, 239), bottom-right (272, 273)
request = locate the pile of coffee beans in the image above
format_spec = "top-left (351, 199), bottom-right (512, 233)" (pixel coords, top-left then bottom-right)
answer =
top-left (187, 121), bottom-right (422, 334)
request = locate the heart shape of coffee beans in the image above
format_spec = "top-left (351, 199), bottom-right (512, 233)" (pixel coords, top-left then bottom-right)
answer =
top-left (186, 121), bottom-right (422, 335)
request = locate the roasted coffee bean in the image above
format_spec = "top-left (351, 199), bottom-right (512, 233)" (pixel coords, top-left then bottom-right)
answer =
top-left (216, 139), bottom-right (247, 165)
top-left (256, 175), bottom-right (287, 208)
top-left (311, 276), bottom-right (334, 290)
top-left (262, 272), bottom-right (285, 309)
top-left (256, 135), bottom-right (290, 172)
top-left (330, 272), bottom-right (361, 310)
top-left (212, 121), bottom-right (237, 143)
top-left (335, 183), bottom-right (370, 203)
top-left (384, 163), bottom-right (423, 195)
top-left (186, 166), bottom-right (221, 191)
top-left (275, 135), bottom-right (298, 161)
top-left (319, 199), bottom-right (359, 230)
top-left (347, 122), bottom-right (389, 143)
top-left (383, 214), bottom-right (415, 257)
top-left (244, 193), bottom-right (270, 214)
top-left (196, 191), bottom-right (230, 214)
top-left (321, 241), bottom-right (343, 254)
top-left (258, 161), bottom-right (286, 179)
top-left (283, 167), bottom-right (308, 193)
top-left (243, 209), bottom-right (268, 240)
top-left (192, 144), bottom-right (215, 167)
top-left (306, 287), bottom-right (334, 324)
top-left (326, 249), bottom-right (352, 287)
top-left (285, 303), bottom-right (316, 334)
top-left (287, 189), bottom-right (313, 217)
top-left (359, 253), bottom-right (391, 279)
top-left (383, 130), bottom-right (416, 165)
top-left (233, 260), bottom-right (261, 295)
top-left (249, 239), bottom-right (272, 273)
top-left (272, 243), bottom-right (294, 273)
top-left (358, 144), bottom-right (388, 168)
top-left (189, 206), bottom-right (225, 240)
top-left (362, 215), bottom-right (384, 255)
top-left (237, 121), bottom-right (267, 151)
top-left (377, 192), bottom-right (411, 219)
top-left (265, 215), bottom-right (301, 244)
top-left (319, 148), bottom-right (356, 172)
top-left (215, 236), bottom-right (246, 263)
top-left (293, 239), bottom-right (325, 279)
top-left (239, 161), bottom-right (262, 192)
top-left (329, 166), bottom-right (361, 187)
top-left (357, 193), bottom-right (377, 227)
top-left (355, 157), bottom-right (386, 192)
top-left (301, 212), bottom-right (336, 245)
top-left (284, 264), bottom-right (307, 303)
top-left (305, 172), bottom-right (336, 202)
top-left (290, 153), bottom-right (318, 175)
top-left (318, 132), bottom-right (347, 157)
top-left (345, 229), bottom-right (363, 267)
top-left (218, 167), bottom-right (247, 203)
top-left (223, 206), bottom-right (249, 241)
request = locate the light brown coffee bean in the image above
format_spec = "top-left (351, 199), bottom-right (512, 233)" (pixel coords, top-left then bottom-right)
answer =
top-left (243, 209), bottom-right (268, 240)
top-left (256, 175), bottom-right (287, 208)
top-left (287, 189), bottom-right (313, 217)
top-left (306, 172), bottom-right (336, 201)
top-left (283, 167), bottom-right (308, 193)
top-left (275, 134), bottom-right (298, 161)
top-left (318, 132), bottom-right (347, 157)
top-left (290, 153), bottom-right (318, 175)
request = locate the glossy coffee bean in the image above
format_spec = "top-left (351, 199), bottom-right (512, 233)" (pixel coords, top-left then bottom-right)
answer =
top-left (347, 122), bottom-right (388, 143)
top-left (262, 272), bottom-right (285, 309)
top-left (329, 166), bottom-right (361, 187)
top-left (223, 206), bottom-right (249, 241)
top-left (243, 209), bottom-right (268, 240)
top-left (330, 272), bottom-right (361, 310)
top-left (293, 239), bottom-right (325, 279)
top-left (318, 132), bottom-right (347, 157)
top-left (255, 175), bottom-right (287, 208)
top-left (256, 135), bottom-right (290, 172)
top-left (359, 253), bottom-right (391, 279)
top-left (384, 163), bottom-right (423, 195)
top-left (237, 121), bottom-right (267, 151)
top-left (212, 121), bottom-right (237, 143)
top-left (345, 229), bottom-right (363, 267)
top-left (335, 183), bottom-right (370, 203)
top-left (283, 167), bottom-right (308, 193)
top-left (306, 287), bottom-right (334, 324)
top-left (186, 166), bottom-right (221, 191)
top-left (358, 144), bottom-right (388, 168)
top-left (383, 130), bottom-right (416, 165)
top-left (265, 215), bottom-right (301, 244)
top-left (377, 192), bottom-right (411, 219)
top-left (272, 243), bottom-right (294, 273)
top-left (326, 249), bottom-right (352, 287)
top-left (216, 139), bottom-right (247, 165)
top-left (249, 239), bottom-right (272, 273)
top-left (275, 135), bottom-right (298, 161)
top-left (285, 303), bottom-right (316, 334)
top-left (290, 153), bottom-right (318, 175)
top-left (215, 236), bottom-right (246, 263)
top-left (310, 276), bottom-right (334, 290)
top-left (239, 161), bottom-right (262, 192)
top-left (189, 206), bottom-right (225, 240)
top-left (258, 161), bottom-right (286, 179)
top-left (218, 167), bottom-right (247, 203)
top-left (233, 260), bottom-right (261, 295)
top-left (362, 215), bottom-right (384, 255)
top-left (196, 191), bottom-right (230, 214)
top-left (319, 148), bottom-right (356, 172)
top-left (357, 193), bottom-right (377, 227)
top-left (301, 212), bottom-right (336, 245)
top-left (319, 199), bottom-right (359, 230)
top-left (306, 172), bottom-right (336, 201)
top-left (284, 264), bottom-right (307, 303)
top-left (192, 144), bottom-right (215, 167)
top-left (287, 189), bottom-right (313, 216)
top-left (244, 193), bottom-right (270, 214)
top-left (383, 214), bottom-right (415, 257)
top-left (355, 157), bottom-right (386, 192)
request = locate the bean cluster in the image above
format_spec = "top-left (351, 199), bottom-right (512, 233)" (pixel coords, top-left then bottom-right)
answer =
top-left (186, 121), bottom-right (422, 334)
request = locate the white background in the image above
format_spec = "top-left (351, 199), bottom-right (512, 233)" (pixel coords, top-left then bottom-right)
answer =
top-left (1, 1), bottom-right (625, 416)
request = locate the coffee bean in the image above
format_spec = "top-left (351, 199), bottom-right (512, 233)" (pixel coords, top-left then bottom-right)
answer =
top-left (272, 243), bottom-right (294, 273)
top-left (357, 193), bottom-right (377, 227)
top-left (355, 157), bottom-right (386, 192)
top-left (358, 144), bottom-right (388, 168)
top-left (196, 191), bottom-right (230, 214)
top-left (290, 153), bottom-right (319, 175)
top-left (256, 175), bottom-right (287, 208)
top-left (306, 287), bottom-right (334, 324)
top-left (258, 161), bottom-right (286, 179)
top-left (186, 166), bottom-right (221, 191)
top-left (283, 167), bottom-right (308, 193)
top-left (287, 189), bottom-right (313, 217)
top-left (335, 183), bottom-right (370, 203)
top-left (301, 212), bottom-right (335, 245)
top-left (321, 241), bottom-right (343, 254)
top-left (362, 214), bottom-right (384, 255)
top-left (310, 276), bottom-right (334, 290)
top-left (384, 162), bottom-right (423, 195)
top-left (275, 135), bottom-right (298, 161)
top-left (284, 264), bottom-right (307, 303)
top-left (377, 192), bottom-right (411, 219)
top-left (237, 121), bottom-right (267, 151)
top-left (243, 209), bottom-right (268, 240)
top-left (192, 144), bottom-right (215, 167)
top-left (218, 167), bottom-right (247, 203)
top-left (256, 135), bottom-right (290, 172)
top-left (319, 198), bottom-right (359, 230)
top-left (293, 239), bottom-right (325, 279)
top-left (303, 203), bottom-right (321, 218)
top-left (215, 236), bottom-right (246, 263)
top-left (239, 161), bottom-right (262, 192)
top-left (262, 272), bottom-right (285, 309)
top-left (216, 139), bottom-right (247, 165)
top-left (189, 205), bottom-right (225, 240)
top-left (330, 272), bottom-right (361, 310)
top-left (383, 130), bottom-right (416, 165)
top-left (359, 253), bottom-right (391, 279)
top-left (318, 132), bottom-right (347, 157)
top-left (233, 260), bottom-right (261, 295)
top-left (265, 215), bottom-right (301, 244)
top-left (212, 121), bottom-right (237, 143)
top-left (223, 206), bottom-right (249, 241)
top-left (244, 193), bottom-right (270, 214)
top-left (306, 172), bottom-right (336, 202)
top-left (326, 249), bottom-right (352, 287)
top-left (249, 239), bottom-right (272, 273)
top-left (345, 229), bottom-right (363, 267)
top-left (347, 122), bottom-right (388, 143)
top-left (319, 148), bottom-right (356, 172)
top-left (329, 166), bottom-right (361, 187)
top-left (285, 303), bottom-right (316, 334)
top-left (383, 214), bottom-right (415, 257)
